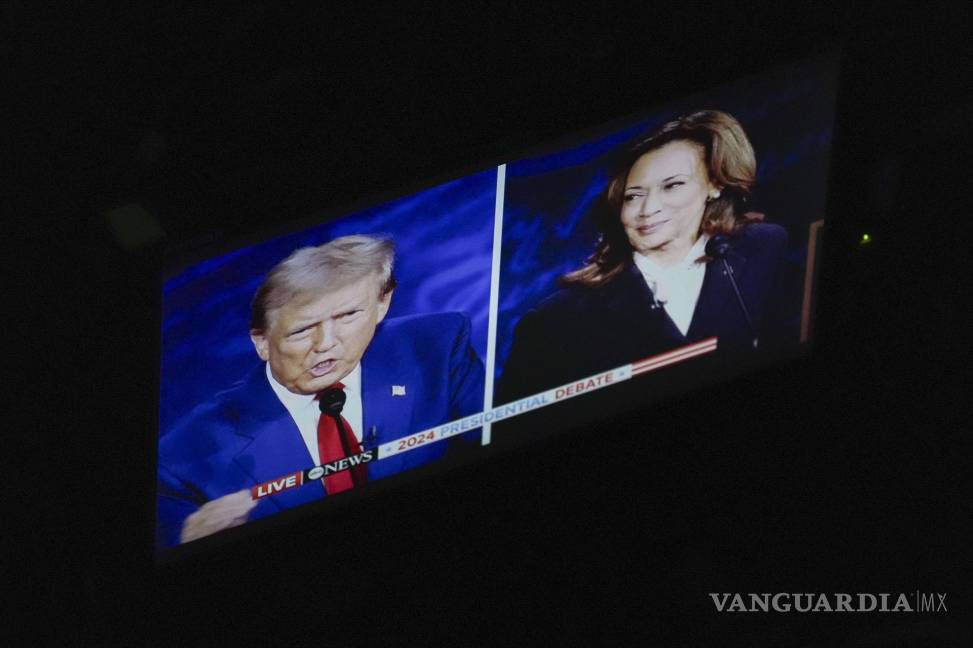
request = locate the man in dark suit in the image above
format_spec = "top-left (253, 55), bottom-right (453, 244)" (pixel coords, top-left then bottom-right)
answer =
top-left (157, 235), bottom-right (484, 548)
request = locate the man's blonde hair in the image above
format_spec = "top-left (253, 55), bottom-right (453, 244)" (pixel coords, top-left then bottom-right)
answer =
top-left (250, 235), bottom-right (396, 331)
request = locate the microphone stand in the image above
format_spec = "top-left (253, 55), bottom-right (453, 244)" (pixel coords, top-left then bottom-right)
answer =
top-left (720, 258), bottom-right (759, 349)
top-left (706, 235), bottom-right (759, 349)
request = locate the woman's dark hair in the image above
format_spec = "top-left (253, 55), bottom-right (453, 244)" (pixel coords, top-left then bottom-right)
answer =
top-left (562, 110), bottom-right (761, 287)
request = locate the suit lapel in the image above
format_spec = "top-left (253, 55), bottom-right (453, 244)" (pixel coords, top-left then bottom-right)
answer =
top-left (361, 331), bottom-right (420, 475)
top-left (231, 366), bottom-right (325, 511)
top-left (687, 248), bottom-right (748, 341)
top-left (361, 366), bottom-right (418, 446)
top-left (611, 264), bottom-right (686, 348)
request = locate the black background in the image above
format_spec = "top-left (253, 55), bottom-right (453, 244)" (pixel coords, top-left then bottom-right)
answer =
top-left (10, 2), bottom-right (973, 645)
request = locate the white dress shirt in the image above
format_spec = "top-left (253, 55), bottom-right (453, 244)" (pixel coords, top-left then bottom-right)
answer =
top-left (633, 235), bottom-right (710, 337)
top-left (265, 363), bottom-right (364, 466)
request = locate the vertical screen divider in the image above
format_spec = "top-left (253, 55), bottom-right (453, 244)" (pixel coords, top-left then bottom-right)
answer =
top-left (481, 163), bottom-right (506, 445)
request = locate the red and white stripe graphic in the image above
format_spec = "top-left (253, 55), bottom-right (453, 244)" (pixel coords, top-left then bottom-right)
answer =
top-left (631, 337), bottom-right (718, 376)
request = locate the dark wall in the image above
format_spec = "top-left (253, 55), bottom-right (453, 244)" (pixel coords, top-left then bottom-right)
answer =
top-left (11, 4), bottom-right (972, 645)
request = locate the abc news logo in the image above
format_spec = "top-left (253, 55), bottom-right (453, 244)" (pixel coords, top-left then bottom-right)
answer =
top-left (305, 449), bottom-right (376, 481)
top-left (251, 449), bottom-right (377, 499)
top-left (709, 592), bottom-right (948, 613)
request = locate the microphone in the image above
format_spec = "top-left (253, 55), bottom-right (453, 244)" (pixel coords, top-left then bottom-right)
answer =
top-left (318, 387), bottom-right (346, 416)
top-left (704, 235), bottom-right (732, 259)
top-left (646, 278), bottom-right (666, 310)
top-left (705, 235), bottom-right (759, 349)
top-left (318, 387), bottom-right (356, 476)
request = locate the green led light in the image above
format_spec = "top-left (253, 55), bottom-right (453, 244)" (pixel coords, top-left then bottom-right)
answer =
top-left (859, 233), bottom-right (872, 245)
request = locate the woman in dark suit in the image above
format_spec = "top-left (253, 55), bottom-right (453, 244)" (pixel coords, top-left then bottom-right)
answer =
top-left (497, 110), bottom-right (800, 403)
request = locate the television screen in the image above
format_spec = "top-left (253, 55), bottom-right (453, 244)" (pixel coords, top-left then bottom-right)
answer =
top-left (156, 52), bottom-right (837, 558)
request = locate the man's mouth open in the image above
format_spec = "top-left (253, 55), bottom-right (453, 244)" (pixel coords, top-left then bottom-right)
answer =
top-left (309, 359), bottom-right (337, 376)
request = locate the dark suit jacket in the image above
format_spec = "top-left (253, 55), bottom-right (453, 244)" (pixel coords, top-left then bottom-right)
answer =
top-left (157, 312), bottom-right (484, 548)
top-left (497, 223), bottom-right (800, 403)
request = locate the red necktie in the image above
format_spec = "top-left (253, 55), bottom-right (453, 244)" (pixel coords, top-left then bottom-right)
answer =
top-left (315, 383), bottom-right (367, 494)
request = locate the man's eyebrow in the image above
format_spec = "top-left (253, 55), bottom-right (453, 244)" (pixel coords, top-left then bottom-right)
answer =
top-left (332, 297), bottom-right (367, 314)
top-left (284, 294), bottom-right (370, 334)
top-left (286, 321), bottom-right (318, 336)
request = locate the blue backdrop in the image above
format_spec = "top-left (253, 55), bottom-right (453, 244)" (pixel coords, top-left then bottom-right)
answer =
top-left (161, 55), bottom-right (839, 433)
top-left (161, 170), bottom-right (497, 435)
top-left (494, 55), bottom-right (839, 386)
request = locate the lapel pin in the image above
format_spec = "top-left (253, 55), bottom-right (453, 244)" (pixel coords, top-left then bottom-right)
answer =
top-left (392, 385), bottom-right (406, 396)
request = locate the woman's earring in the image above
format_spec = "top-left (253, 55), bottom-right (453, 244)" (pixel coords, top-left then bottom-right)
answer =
top-left (710, 190), bottom-right (721, 200)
